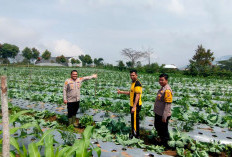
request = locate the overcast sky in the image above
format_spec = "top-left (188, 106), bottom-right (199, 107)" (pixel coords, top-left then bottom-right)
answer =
top-left (0, 0), bottom-right (232, 67)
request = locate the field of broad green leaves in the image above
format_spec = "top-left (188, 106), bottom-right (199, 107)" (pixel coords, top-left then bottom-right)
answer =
top-left (0, 66), bottom-right (232, 157)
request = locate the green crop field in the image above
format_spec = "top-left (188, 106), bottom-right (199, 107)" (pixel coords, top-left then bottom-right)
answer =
top-left (1, 66), bottom-right (232, 156)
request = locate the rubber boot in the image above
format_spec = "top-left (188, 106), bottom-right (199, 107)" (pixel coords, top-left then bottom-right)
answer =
top-left (72, 116), bottom-right (78, 127)
top-left (68, 118), bottom-right (73, 126)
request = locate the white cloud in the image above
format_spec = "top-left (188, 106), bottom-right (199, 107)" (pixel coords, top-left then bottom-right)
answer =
top-left (44, 39), bottom-right (84, 57)
top-left (167, 0), bottom-right (184, 14)
top-left (0, 17), bottom-right (84, 58)
top-left (1, 1), bottom-right (232, 67)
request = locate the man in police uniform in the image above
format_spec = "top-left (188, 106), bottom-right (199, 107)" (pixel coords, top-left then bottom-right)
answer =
top-left (154, 73), bottom-right (173, 147)
top-left (117, 69), bottom-right (142, 139)
top-left (63, 70), bottom-right (97, 126)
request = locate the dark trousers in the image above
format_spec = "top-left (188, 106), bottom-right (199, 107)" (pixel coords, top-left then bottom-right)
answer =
top-left (154, 113), bottom-right (171, 143)
top-left (130, 105), bottom-right (141, 138)
top-left (67, 101), bottom-right (80, 118)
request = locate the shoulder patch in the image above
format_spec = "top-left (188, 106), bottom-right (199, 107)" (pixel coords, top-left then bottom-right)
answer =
top-left (65, 79), bottom-right (70, 85)
top-left (164, 90), bottom-right (172, 103)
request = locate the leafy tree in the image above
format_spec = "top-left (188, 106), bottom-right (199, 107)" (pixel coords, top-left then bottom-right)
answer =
top-left (76, 59), bottom-right (80, 64)
top-left (117, 60), bottom-right (125, 71)
top-left (188, 45), bottom-right (215, 75)
top-left (94, 58), bottom-right (104, 66)
top-left (79, 55), bottom-right (86, 66)
top-left (56, 55), bottom-right (67, 63)
top-left (0, 43), bottom-right (19, 62)
top-left (126, 61), bottom-right (133, 68)
top-left (84, 54), bottom-right (93, 65)
top-left (32, 48), bottom-right (40, 59)
top-left (42, 50), bottom-right (51, 60)
top-left (144, 63), bottom-right (160, 73)
top-left (22, 47), bottom-right (33, 62)
top-left (121, 48), bottom-right (146, 68)
top-left (136, 61), bottom-right (142, 68)
top-left (71, 58), bottom-right (76, 64)
top-left (218, 57), bottom-right (232, 71)
top-left (79, 54), bottom-right (92, 66)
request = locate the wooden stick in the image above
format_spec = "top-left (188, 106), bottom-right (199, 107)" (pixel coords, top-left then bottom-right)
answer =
top-left (95, 70), bottom-right (98, 97)
top-left (1, 76), bottom-right (10, 157)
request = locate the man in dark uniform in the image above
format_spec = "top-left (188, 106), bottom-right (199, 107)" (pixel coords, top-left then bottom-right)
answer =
top-left (117, 69), bottom-right (142, 138)
top-left (154, 73), bottom-right (173, 147)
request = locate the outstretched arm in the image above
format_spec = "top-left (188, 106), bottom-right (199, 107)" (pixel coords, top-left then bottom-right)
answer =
top-left (81, 74), bottom-right (97, 82)
top-left (117, 89), bottom-right (130, 95)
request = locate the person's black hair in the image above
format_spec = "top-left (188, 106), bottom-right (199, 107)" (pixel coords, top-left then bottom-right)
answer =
top-left (130, 69), bottom-right (137, 74)
top-left (71, 70), bottom-right (78, 74)
top-left (159, 73), bottom-right (169, 80)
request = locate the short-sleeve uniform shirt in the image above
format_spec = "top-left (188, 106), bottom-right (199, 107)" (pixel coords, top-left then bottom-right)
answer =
top-left (130, 80), bottom-right (142, 107)
top-left (154, 84), bottom-right (173, 116)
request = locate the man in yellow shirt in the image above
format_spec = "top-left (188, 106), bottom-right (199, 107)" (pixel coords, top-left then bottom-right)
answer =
top-left (118, 70), bottom-right (142, 138)
top-left (154, 73), bottom-right (173, 147)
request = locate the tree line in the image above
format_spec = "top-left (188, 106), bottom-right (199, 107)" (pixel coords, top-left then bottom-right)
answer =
top-left (110, 46), bottom-right (232, 77)
top-left (0, 42), bottom-right (231, 77)
top-left (0, 43), bottom-right (104, 67)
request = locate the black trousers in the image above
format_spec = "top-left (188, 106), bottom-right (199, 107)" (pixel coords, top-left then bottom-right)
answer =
top-left (154, 113), bottom-right (171, 142)
top-left (130, 105), bottom-right (141, 138)
top-left (67, 101), bottom-right (80, 118)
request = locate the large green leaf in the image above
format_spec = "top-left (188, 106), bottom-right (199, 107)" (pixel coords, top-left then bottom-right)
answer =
top-left (22, 144), bottom-right (27, 157)
top-left (10, 137), bottom-right (25, 157)
top-left (176, 148), bottom-right (185, 156)
top-left (83, 126), bottom-right (94, 150)
top-left (28, 142), bottom-right (41, 157)
top-left (93, 147), bottom-right (101, 157)
top-left (10, 152), bottom-right (15, 157)
top-left (36, 129), bottom-right (54, 146)
top-left (55, 146), bottom-right (71, 157)
top-left (10, 137), bottom-right (20, 152)
top-left (83, 126), bottom-right (94, 140)
top-left (9, 110), bottom-right (31, 123)
top-left (176, 141), bottom-right (185, 148)
top-left (168, 141), bottom-right (176, 148)
top-left (44, 134), bottom-right (54, 157)
top-left (10, 122), bottom-right (37, 134)
top-left (74, 139), bottom-right (88, 157)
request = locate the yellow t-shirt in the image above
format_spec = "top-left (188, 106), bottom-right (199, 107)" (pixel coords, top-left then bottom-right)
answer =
top-left (130, 80), bottom-right (142, 107)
